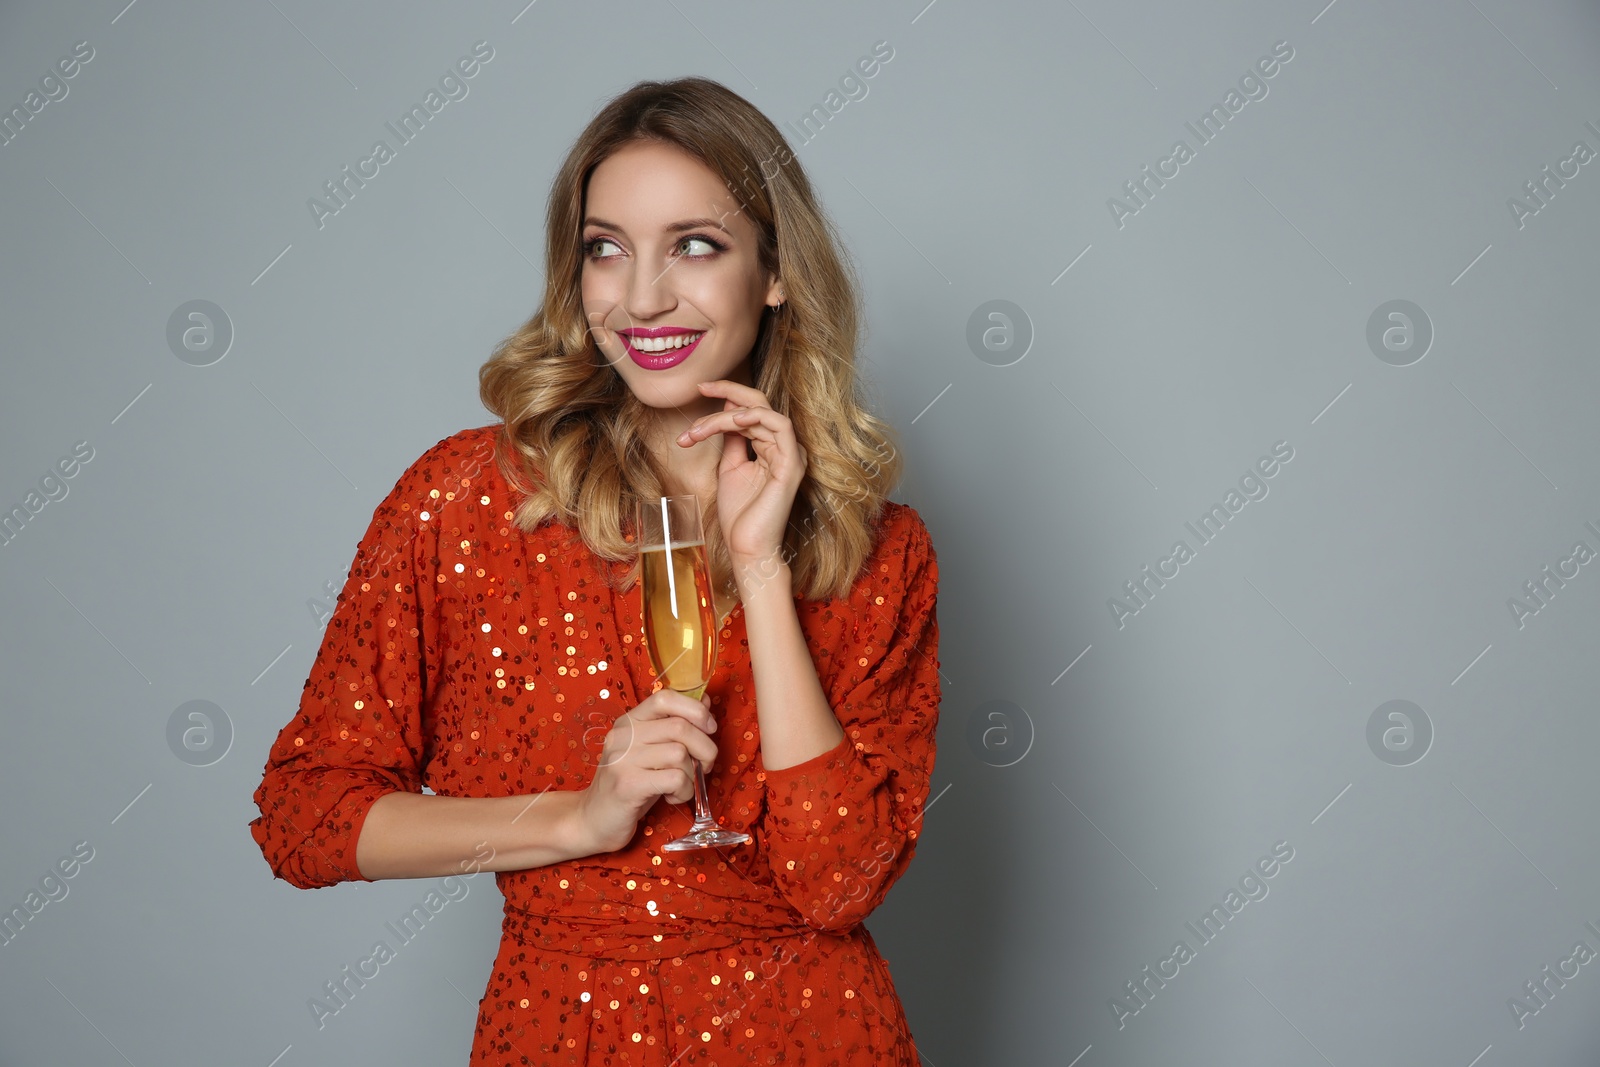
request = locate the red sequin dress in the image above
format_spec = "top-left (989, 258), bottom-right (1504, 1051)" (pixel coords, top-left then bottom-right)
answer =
top-left (248, 424), bottom-right (942, 1065)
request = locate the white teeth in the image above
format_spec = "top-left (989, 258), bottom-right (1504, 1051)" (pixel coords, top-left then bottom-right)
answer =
top-left (627, 331), bottom-right (704, 353)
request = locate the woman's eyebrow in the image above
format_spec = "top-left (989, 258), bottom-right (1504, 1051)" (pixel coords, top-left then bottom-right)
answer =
top-left (582, 215), bottom-right (734, 236)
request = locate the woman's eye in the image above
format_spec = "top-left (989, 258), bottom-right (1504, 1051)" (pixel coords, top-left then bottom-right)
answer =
top-left (584, 236), bottom-right (719, 259)
top-left (678, 236), bottom-right (720, 257)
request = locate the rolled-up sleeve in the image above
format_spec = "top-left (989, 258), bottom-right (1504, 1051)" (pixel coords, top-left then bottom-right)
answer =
top-left (248, 437), bottom-right (456, 889)
top-left (759, 510), bottom-right (941, 932)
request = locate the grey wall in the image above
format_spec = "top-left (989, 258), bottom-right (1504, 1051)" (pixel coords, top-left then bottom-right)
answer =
top-left (4, 0), bottom-right (1600, 1063)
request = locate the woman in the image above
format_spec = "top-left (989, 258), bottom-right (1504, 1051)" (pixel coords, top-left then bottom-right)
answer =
top-left (249, 75), bottom-right (941, 1065)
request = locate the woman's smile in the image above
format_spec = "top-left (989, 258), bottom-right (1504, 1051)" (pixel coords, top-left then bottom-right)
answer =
top-left (618, 327), bottom-right (706, 369)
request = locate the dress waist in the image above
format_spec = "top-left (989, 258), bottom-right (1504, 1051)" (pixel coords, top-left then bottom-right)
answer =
top-left (499, 901), bottom-right (817, 962)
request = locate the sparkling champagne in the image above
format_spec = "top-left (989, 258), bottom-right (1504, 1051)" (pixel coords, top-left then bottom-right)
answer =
top-left (639, 538), bottom-right (718, 699)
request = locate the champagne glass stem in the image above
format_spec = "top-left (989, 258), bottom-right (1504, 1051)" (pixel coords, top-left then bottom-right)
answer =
top-left (690, 763), bottom-right (714, 827)
top-left (681, 682), bottom-right (717, 830)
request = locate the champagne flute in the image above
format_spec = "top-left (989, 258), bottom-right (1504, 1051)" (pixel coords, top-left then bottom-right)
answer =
top-left (636, 495), bottom-right (752, 851)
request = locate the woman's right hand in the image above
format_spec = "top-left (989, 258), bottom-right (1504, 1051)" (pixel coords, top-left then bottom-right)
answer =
top-left (574, 688), bottom-right (721, 855)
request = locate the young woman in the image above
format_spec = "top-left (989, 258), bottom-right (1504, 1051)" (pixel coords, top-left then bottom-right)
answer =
top-left (250, 76), bottom-right (941, 1065)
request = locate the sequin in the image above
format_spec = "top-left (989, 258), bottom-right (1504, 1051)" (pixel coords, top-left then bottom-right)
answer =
top-left (247, 424), bottom-right (940, 1066)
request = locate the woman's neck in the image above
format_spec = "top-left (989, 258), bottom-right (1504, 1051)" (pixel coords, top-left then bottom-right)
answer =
top-left (649, 416), bottom-right (722, 499)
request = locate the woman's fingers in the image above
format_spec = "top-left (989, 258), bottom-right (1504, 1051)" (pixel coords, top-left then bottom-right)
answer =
top-left (649, 766), bottom-right (697, 805)
top-left (695, 379), bottom-right (771, 408)
top-left (640, 716), bottom-right (719, 774)
top-left (621, 696), bottom-right (719, 776)
top-left (677, 406), bottom-right (787, 445)
top-left (630, 689), bottom-right (717, 734)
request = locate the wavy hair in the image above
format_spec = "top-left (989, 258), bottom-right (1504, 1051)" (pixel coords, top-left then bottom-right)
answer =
top-left (478, 76), bottom-right (904, 602)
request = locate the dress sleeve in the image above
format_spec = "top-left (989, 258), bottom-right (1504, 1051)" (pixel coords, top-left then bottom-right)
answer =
top-left (758, 509), bottom-right (941, 933)
top-left (248, 437), bottom-right (456, 889)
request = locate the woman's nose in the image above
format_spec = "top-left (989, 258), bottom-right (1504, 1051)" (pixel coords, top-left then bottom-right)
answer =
top-left (624, 261), bottom-right (676, 319)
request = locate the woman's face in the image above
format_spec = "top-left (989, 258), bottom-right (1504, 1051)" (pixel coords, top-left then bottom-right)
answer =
top-left (581, 139), bottom-right (782, 415)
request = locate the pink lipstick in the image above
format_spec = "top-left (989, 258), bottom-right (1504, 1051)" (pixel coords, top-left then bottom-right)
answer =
top-left (619, 328), bottom-right (706, 370)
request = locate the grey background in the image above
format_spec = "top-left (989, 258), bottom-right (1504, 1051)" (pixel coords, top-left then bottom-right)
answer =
top-left (3, 0), bottom-right (1599, 1064)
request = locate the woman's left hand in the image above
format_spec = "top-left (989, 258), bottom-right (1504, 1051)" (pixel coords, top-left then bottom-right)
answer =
top-left (676, 380), bottom-right (806, 571)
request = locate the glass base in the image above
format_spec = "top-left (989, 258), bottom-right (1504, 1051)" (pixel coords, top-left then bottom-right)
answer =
top-left (661, 821), bottom-right (753, 851)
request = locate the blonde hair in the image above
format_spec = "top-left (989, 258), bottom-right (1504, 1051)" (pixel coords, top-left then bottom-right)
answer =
top-left (478, 76), bottom-right (904, 602)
